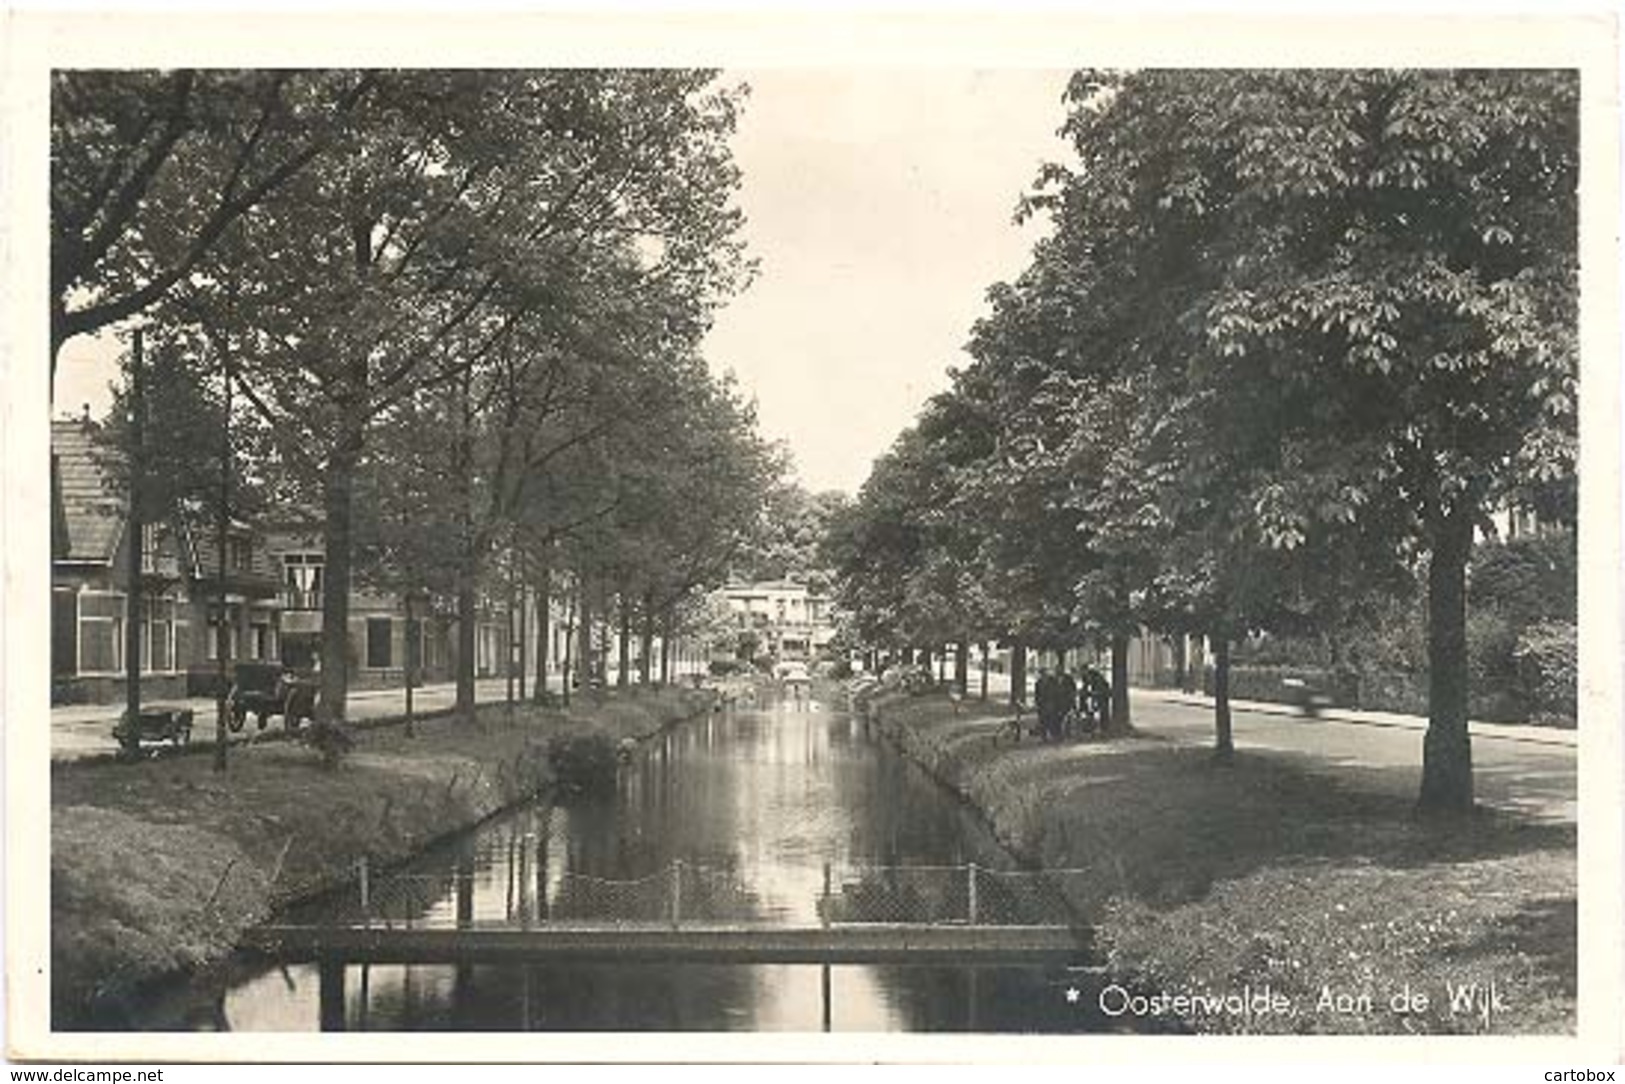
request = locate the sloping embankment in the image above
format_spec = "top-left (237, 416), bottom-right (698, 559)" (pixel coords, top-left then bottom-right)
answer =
top-left (50, 688), bottom-right (712, 1027)
top-left (858, 688), bottom-right (1576, 1035)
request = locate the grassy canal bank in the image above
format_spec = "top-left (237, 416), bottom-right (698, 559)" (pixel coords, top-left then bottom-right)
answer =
top-left (50, 686), bottom-right (714, 1028)
top-left (857, 687), bottom-right (1576, 1035)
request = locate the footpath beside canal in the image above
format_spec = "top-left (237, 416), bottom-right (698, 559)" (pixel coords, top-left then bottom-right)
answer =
top-left (50, 687), bottom-right (714, 1027)
top-left (857, 686), bottom-right (1577, 1035)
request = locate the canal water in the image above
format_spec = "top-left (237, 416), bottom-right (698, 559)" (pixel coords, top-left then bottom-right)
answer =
top-left (125, 691), bottom-right (1127, 1033)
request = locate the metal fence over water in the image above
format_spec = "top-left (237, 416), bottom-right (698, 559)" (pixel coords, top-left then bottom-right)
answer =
top-left (320, 857), bottom-right (1091, 932)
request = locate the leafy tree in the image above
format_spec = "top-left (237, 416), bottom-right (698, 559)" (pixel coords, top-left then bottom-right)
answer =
top-left (99, 331), bottom-right (267, 765)
top-left (734, 484), bottom-right (851, 592)
top-left (158, 69), bottom-right (752, 727)
top-left (50, 71), bottom-right (376, 372)
top-left (1017, 69), bottom-right (1576, 800)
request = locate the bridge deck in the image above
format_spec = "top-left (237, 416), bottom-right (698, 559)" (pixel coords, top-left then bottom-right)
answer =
top-left (244, 922), bottom-right (1091, 965)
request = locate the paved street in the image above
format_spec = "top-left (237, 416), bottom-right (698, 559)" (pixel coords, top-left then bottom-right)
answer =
top-left (49, 678), bottom-right (510, 762)
top-left (49, 666), bottom-right (711, 762)
top-left (1128, 689), bottom-right (1577, 823)
top-left (895, 669), bottom-right (1575, 823)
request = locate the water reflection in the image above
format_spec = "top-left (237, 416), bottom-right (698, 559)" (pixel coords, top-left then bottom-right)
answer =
top-left (129, 689), bottom-right (1115, 1032)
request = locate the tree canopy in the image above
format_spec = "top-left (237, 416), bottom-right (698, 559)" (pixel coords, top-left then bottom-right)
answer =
top-left (832, 69), bottom-right (1577, 809)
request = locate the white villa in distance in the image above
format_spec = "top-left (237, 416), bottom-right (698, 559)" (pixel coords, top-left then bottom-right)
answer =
top-left (717, 580), bottom-right (837, 661)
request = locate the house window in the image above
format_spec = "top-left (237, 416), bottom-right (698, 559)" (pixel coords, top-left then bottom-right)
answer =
top-left (282, 554), bottom-right (323, 608)
top-left (146, 597), bottom-right (174, 672)
top-left (366, 618), bottom-right (393, 669)
top-left (229, 537), bottom-right (253, 572)
top-left (206, 608), bottom-right (240, 662)
top-left (251, 622), bottom-right (271, 661)
top-left (78, 591), bottom-right (123, 673)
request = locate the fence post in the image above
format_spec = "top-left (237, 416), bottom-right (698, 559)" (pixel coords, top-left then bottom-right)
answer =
top-left (670, 859), bottom-right (683, 928)
top-left (967, 862), bottom-right (979, 925)
top-left (358, 855), bottom-right (370, 926)
top-left (506, 836), bottom-right (517, 920)
top-left (822, 862), bottom-right (832, 929)
top-left (518, 835), bottom-right (532, 929)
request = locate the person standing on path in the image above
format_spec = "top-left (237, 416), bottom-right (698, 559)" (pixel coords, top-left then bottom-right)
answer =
top-left (1034, 664), bottom-right (1058, 742)
top-left (1057, 667), bottom-right (1079, 740)
top-left (1087, 665), bottom-right (1112, 734)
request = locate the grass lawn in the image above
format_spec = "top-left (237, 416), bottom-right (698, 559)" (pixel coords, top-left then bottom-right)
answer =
top-left (50, 686), bottom-right (711, 1027)
top-left (865, 690), bottom-right (1576, 1035)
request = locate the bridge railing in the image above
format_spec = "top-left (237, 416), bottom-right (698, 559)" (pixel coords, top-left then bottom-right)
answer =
top-left (339, 857), bottom-right (1091, 931)
top-left (820, 862), bottom-right (1085, 927)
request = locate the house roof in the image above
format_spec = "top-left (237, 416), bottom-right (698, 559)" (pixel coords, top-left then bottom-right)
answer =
top-left (51, 419), bottom-right (276, 584)
top-left (51, 419), bottom-right (123, 564)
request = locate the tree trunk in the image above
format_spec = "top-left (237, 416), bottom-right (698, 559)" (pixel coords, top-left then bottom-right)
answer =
top-left (533, 562), bottom-right (551, 702)
top-left (639, 590), bottom-right (655, 685)
top-left (979, 640), bottom-right (988, 701)
top-left (659, 612), bottom-right (673, 686)
top-left (504, 552), bottom-right (516, 714)
top-left (1009, 638), bottom-right (1027, 707)
top-left (1418, 505), bottom-right (1475, 812)
top-left (1173, 634), bottom-right (1188, 692)
top-left (517, 581), bottom-right (527, 702)
top-left (576, 577), bottom-right (593, 692)
top-left (1109, 632), bottom-right (1132, 734)
top-left (121, 330), bottom-right (146, 759)
top-left (318, 423), bottom-right (363, 726)
top-left (559, 589), bottom-right (575, 709)
top-left (213, 332), bottom-right (231, 771)
top-left (1213, 628), bottom-right (1234, 760)
top-left (452, 380), bottom-right (477, 724)
top-left (455, 564), bottom-right (477, 724)
top-left (403, 592), bottom-right (416, 737)
top-left (595, 584), bottom-right (610, 685)
top-left (954, 638), bottom-right (969, 696)
top-left (616, 592), bottom-right (631, 689)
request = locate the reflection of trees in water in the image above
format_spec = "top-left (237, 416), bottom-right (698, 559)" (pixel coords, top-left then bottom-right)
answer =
top-left (342, 962), bottom-right (766, 1031)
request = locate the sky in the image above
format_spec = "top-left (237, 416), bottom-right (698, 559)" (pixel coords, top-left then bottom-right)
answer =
top-left (51, 69), bottom-right (1076, 496)
top-left (704, 69), bottom-right (1072, 495)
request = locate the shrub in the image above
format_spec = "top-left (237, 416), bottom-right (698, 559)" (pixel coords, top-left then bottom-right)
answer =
top-left (1470, 530), bottom-right (1577, 628)
top-left (545, 731), bottom-right (620, 796)
top-left (51, 681), bottom-right (89, 706)
top-left (301, 720), bottom-right (354, 769)
top-left (1513, 620), bottom-right (1577, 723)
top-left (901, 665), bottom-right (936, 696)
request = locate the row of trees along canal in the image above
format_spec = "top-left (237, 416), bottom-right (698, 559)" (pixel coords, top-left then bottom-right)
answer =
top-left (54, 70), bottom-right (782, 766)
top-left (823, 70), bottom-right (1577, 814)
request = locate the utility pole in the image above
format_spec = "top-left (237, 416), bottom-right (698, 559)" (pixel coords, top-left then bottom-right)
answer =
top-left (214, 331), bottom-right (233, 772)
top-left (120, 329), bottom-right (146, 760)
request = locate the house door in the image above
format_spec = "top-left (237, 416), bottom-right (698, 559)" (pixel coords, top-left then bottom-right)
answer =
top-left (52, 589), bottom-right (77, 676)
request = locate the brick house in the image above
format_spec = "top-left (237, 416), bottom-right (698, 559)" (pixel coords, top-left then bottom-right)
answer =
top-left (52, 416), bottom-right (518, 703)
top-left (265, 525), bottom-right (483, 690)
top-left (50, 417), bottom-right (282, 703)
